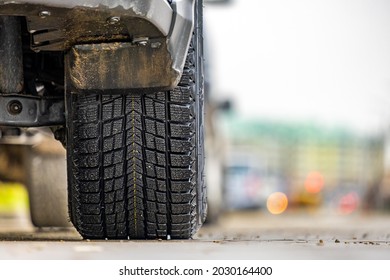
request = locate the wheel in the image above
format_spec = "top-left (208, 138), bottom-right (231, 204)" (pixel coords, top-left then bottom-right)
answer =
top-left (66, 5), bottom-right (206, 239)
top-left (26, 135), bottom-right (71, 228)
top-left (0, 128), bottom-right (71, 227)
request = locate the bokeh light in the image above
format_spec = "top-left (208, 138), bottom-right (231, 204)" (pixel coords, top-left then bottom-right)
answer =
top-left (267, 192), bottom-right (288, 215)
top-left (338, 192), bottom-right (359, 215)
top-left (304, 171), bottom-right (325, 194)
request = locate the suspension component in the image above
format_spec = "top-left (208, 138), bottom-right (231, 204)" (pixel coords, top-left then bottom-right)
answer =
top-left (0, 16), bottom-right (24, 94)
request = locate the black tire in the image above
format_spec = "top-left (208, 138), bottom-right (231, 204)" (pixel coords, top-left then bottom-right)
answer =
top-left (66, 4), bottom-right (206, 239)
top-left (27, 145), bottom-right (71, 228)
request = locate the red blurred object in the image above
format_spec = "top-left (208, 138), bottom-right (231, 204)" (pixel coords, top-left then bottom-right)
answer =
top-left (338, 192), bottom-right (359, 214)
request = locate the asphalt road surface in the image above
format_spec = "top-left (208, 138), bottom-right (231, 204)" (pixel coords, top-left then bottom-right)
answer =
top-left (1, 210), bottom-right (390, 259)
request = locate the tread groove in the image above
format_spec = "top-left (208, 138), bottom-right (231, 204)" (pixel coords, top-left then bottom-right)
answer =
top-left (99, 94), bottom-right (107, 238)
top-left (122, 95), bottom-right (129, 238)
top-left (131, 95), bottom-right (138, 236)
top-left (140, 94), bottom-right (149, 238)
top-left (165, 91), bottom-right (172, 238)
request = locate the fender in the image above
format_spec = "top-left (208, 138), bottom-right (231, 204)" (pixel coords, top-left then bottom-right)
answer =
top-left (0, 0), bottom-right (195, 91)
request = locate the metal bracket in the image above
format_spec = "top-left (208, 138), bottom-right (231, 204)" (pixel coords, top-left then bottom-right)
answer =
top-left (0, 0), bottom-right (195, 92)
top-left (0, 94), bottom-right (65, 127)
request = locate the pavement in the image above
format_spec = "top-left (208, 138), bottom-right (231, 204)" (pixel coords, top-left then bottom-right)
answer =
top-left (1, 209), bottom-right (390, 259)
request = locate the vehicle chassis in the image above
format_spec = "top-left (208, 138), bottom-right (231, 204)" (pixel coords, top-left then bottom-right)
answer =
top-left (0, 0), bottom-right (195, 128)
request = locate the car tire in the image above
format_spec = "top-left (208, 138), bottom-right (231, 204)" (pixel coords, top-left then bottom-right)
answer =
top-left (26, 138), bottom-right (71, 228)
top-left (65, 4), bottom-right (206, 239)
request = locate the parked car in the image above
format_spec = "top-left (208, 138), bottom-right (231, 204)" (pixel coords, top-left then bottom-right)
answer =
top-left (223, 152), bottom-right (287, 210)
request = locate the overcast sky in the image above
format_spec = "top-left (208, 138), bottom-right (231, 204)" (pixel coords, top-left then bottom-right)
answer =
top-left (205, 0), bottom-right (390, 135)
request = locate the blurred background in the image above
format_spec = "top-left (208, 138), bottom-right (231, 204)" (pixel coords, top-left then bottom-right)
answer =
top-left (1, 0), bottom-right (390, 230)
top-left (204, 0), bottom-right (390, 221)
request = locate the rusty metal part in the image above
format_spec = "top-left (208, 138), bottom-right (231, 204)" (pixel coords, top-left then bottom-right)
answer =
top-left (0, 95), bottom-right (65, 127)
top-left (0, 0), bottom-right (172, 51)
top-left (0, 16), bottom-right (24, 94)
top-left (0, 0), bottom-right (195, 91)
top-left (66, 40), bottom-right (179, 91)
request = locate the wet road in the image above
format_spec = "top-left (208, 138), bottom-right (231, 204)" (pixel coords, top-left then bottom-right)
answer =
top-left (1, 210), bottom-right (390, 259)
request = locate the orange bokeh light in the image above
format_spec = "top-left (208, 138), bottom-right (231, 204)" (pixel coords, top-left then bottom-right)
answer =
top-left (304, 171), bottom-right (324, 194)
top-left (267, 192), bottom-right (288, 215)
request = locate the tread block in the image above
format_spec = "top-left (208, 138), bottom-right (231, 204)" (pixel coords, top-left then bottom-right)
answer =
top-left (80, 203), bottom-right (101, 215)
top-left (80, 181), bottom-right (100, 193)
top-left (103, 119), bottom-right (123, 137)
top-left (79, 192), bottom-right (101, 204)
top-left (171, 181), bottom-right (194, 192)
top-left (170, 154), bottom-right (194, 167)
top-left (76, 153), bottom-right (99, 168)
top-left (171, 193), bottom-right (194, 203)
top-left (75, 138), bottom-right (99, 154)
top-left (172, 204), bottom-right (191, 214)
top-left (171, 168), bottom-right (195, 181)
top-left (77, 167), bottom-right (100, 181)
top-left (103, 134), bottom-right (123, 152)
top-left (75, 123), bottom-right (99, 139)
top-left (171, 214), bottom-right (191, 224)
top-left (170, 138), bottom-right (195, 153)
top-left (171, 123), bottom-right (194, 138)
top-left (170, 104), bottom-right (193, 122)
top-left (170, 87), bottom-right (192, 104)
top-left (75, 106), bottom-right (99, 122)
top-left (145, 136), bottom-right (166, 152)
